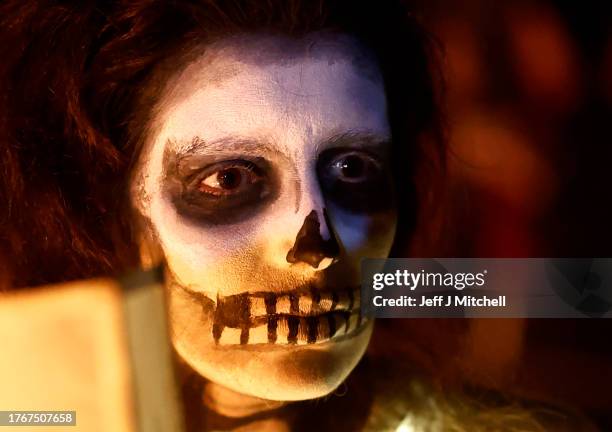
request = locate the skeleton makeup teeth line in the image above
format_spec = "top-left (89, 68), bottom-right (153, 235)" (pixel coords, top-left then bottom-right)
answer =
top-left (211, 288), bottom-right (363, 345)
top-left (215, 311), bottom-right (365, 346)
top-left (216, 287), bottom-right (360, 320)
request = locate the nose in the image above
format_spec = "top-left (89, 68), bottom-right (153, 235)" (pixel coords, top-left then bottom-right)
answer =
top-left (286, 209), bottom-right (340, 269)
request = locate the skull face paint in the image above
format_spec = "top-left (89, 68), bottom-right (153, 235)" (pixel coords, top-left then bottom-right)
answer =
top-left (131, 34), bottom-right (397, 401)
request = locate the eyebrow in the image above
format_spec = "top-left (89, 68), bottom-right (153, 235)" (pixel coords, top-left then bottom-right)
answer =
top-left (322, 131), bottom-right (391, 151)
top-left (171, 130), bottom-right (390, 157)
top-left (163, 136), bottom-right (289, 180)
top-left (174, 136), bottom-right (279, 156)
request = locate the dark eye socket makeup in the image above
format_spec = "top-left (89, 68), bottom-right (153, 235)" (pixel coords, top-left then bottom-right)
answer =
top-left (164, 155), bottom-right (277, 225)
top-left (317, 147), bottom-right (395, 213)
top-left (163, 133), bottom-right (395, 225)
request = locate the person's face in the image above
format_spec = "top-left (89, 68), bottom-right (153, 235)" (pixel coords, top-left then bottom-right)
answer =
top-left (131, 34), bottom-right (397, 401)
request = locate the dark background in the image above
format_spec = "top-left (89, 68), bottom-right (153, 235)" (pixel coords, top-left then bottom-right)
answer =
top-left (405, 0), bottom-right (612, 427)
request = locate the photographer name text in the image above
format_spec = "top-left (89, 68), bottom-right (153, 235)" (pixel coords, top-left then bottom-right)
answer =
top-left (372, 294), bottom-right (506, 308)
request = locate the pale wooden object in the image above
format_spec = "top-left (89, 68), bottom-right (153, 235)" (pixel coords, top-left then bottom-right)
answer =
top-left (0, 279), bottom-right (134, 432)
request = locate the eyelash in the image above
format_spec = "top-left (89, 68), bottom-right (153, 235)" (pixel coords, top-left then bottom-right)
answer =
top-left (199, 161), bottom-right (261, 196)
top-left (190, 160), bottom-right (259, 186)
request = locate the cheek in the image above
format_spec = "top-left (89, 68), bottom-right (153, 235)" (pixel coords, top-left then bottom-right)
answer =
top-left (329, 205), bottom-right (397, 258)
top-left (149, 191), bottom-right (263, 295)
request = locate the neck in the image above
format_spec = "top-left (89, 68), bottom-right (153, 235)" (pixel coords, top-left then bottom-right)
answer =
top-left (202, 381), bottom-right (286, 418)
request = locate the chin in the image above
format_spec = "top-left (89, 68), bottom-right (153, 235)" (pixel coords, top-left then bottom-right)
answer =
top-left (169, 275), bottom-right (375, 401)
top-left (173, 317), bottom-right (374, 401)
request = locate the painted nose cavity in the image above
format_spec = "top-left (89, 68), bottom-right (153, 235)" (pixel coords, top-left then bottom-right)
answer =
top-left (286, 209), bottom-right (340, 269)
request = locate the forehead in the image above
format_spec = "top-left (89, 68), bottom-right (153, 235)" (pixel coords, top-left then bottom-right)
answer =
top-left (150, 33), bottom-right (390, 154)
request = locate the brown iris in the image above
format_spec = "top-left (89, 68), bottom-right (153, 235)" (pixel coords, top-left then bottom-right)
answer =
top-left (336, 154), bottom-right (366, 180)
top-left (217, 168), bottom-right (242, 189)
top-left (198, 166), bottom-right (257, 196)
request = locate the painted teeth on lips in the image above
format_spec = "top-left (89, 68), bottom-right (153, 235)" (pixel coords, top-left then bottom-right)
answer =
top-left (212, 287), bottom-right (363, 346)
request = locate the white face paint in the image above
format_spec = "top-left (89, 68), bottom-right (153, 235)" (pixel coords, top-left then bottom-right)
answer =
top-left (131, 34), bottom-right (397, 401)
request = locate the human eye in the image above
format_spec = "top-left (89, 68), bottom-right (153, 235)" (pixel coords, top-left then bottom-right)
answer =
top-left (327, 151), bottom-right (383, 184)
top-left (169, 158), bottom-right (277, 225)
top-left (317, 148), bottom-right (394, 213)
top-left (197, 161), bottom-right (264, 197)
